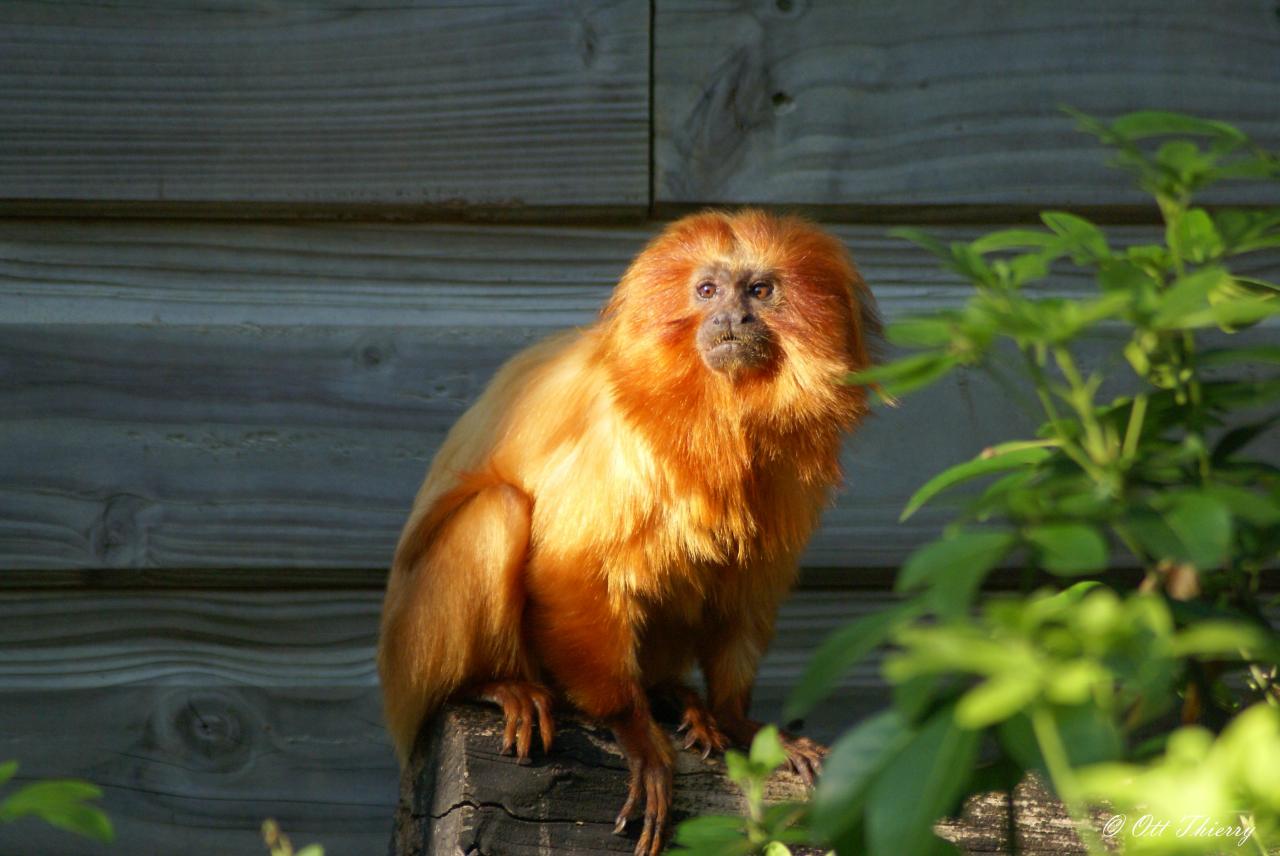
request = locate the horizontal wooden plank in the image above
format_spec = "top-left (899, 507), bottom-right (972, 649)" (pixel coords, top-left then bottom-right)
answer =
top-left (0, 1), bottom-right (648, 210)
top-left (2, 221), bottom-right (1278, 572)
top-left (655, 1), bottom-right (1280, 208)
top-left (0, 589), bottom-right (886, 854)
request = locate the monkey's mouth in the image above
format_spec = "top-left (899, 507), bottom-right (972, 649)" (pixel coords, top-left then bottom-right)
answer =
top-left (702, 333), bottom-right (769, 372)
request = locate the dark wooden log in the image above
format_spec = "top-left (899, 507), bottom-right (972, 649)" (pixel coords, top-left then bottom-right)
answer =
top-left (392, 704), bottom-right (1089, 855)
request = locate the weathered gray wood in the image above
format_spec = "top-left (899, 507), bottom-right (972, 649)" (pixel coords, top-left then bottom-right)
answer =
top-left (0, 588), bottom-right (888, 854)
top-left (0, 589), bottom-right (393, 855)
top-left (655, 1), bottom-right (1280, 208)
top-left (0, 686), bottom-right (392, 856)
top-left (3, 221), bottom-right (1277, 572)
top-left (0, 1), bottom-right (648, 211)
top-left (394, 704), bottom-right (1089, 855)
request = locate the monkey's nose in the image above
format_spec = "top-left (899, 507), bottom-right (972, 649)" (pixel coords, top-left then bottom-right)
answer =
top-left (712, 311), bottom-right (757, 329)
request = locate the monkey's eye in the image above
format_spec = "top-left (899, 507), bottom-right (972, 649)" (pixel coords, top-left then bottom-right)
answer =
top-left (749, 281), bottom-right (774, 300)
top-left (696, 281), bottom-right (718, 299)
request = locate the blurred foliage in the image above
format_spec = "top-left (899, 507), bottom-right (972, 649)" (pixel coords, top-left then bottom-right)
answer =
top-left (670, 727), bottom-right (810, 856)
top-left (0, 760), bottom-right (113, 843)
top-left (676, 110), bottom-right (1280, 855)
top-left (262, 818), bottom-right (324, 856)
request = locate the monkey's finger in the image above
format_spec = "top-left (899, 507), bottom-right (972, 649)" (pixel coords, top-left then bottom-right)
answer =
top-left (700, 740), bottom-right (712, 760)
top-left (640, 768), bottom-right (670, 856)
top-left (500, 701), bottom-right (519, 756)
top-left (681, 731), bottom-right (697, 751)
top-left (614, 770), bottom-right (642, 835)
top-left (515, 697), bottom-right (534, 764)
top-left (675, 716), bottom-right (691, 734)
top-left (788, 749), bottom-right (821, 786)
top-left (532, 693), bottom-right (555, 753)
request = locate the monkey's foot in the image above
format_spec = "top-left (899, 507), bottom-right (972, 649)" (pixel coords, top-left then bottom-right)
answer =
top-left (779, 732), bottom-right (827, 786)
top-left (675, 703), bottom-right (730, 760)
top-left (473, 680), bottom-right (555, 764)
top-left (613, 757), bottom-right (672, 856)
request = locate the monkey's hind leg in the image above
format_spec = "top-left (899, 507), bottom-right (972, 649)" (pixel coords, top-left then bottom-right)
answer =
top-left (470, 679), bottom-right (556, 764)
top-left (378, 481), bottom-right (535, 763)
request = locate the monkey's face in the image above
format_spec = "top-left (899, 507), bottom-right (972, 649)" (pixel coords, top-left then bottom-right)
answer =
top-left (690, 266), bottom-right (778, 375)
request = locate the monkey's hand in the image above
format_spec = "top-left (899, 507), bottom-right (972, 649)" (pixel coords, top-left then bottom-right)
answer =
top-left (675, 701), bottom-right (730, 760)
top-left (778, 731), bottom-right (827, 786)
top-left (473, 680), bottom-right (556, 764)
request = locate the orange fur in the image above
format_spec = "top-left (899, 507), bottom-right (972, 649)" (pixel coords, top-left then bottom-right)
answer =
top-left (377, 209), bottom-right (877, 771)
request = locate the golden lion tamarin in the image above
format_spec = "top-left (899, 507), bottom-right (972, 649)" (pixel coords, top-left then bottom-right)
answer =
top-left (378, 209), bottom-right (877, 855)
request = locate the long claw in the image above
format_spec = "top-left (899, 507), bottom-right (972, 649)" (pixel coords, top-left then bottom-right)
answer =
top-left (516, 697), bottom-right (534, 763)
top-left (501, 703), bottom-right (518, 755)
top-left (476, 680), bottom-right (558, 763)
top-left (533, 692), bottom-right (555, 753)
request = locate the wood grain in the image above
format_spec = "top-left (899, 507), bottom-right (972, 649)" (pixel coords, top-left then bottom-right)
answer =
top-left (397, 705), bottom-right (1089, 856)
top-left (0, 588), bottom-right (888, 854)
top-left (3, 220), bottom-right (1278, 572)
top-left (655, 0), bottom-right (1280, 208)
top-left (0, 1), bottom-right (648, 211)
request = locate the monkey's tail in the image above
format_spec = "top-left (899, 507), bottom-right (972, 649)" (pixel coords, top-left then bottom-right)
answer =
top-left (377, 474), bottom-right (533, 764)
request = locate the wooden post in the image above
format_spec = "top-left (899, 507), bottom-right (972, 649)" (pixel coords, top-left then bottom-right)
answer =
top-left (390, 704), bottom-right (1089, 855)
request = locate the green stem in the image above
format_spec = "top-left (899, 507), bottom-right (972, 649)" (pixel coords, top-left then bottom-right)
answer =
top-left (1121, 393), bottom-right (1148, 462)
top-left (1029, 706), bottom-right (1108, 856)
top-left (1021, 347), bottom-right (1108, 483)
top-left (1053, 347), bottom-right (1109, 464)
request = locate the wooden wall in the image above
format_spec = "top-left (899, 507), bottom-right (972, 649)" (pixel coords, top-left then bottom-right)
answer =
top-left (2, 2), bottom-right (1278, 853)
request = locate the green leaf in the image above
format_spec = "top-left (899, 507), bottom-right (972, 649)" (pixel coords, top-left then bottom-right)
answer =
top-left (865, 707), bottom-right (979, 856)
top-left (0, 761), bottom-right (16, 787)
top-left (889, 227), bottom-right (950, 260)
top-left (749, 725), bottom-right (789, 772)
top-left (1151, 266), bottom-right (1231, 328)
top-left (1169, 208), bottom-right (1223, 263)
top-left (1204, 483), bottom-right (1280, 526)
top-left (1196, 345), bottom-right (1280, 367)
top-left (847, 351), bottom-right (958, 397)
top-left (1110, 111), bottom-right (1247, 143)
top-left (1124, 507), bottom-right (1186, 563)
top-left (674, 815), bottom-right (748, 847)
top-left (1155, 140), bottom-right (1216, 186)
top-left (1023, 523), bottom-right (1109, 575)
top-left (1215, 208), bottom-right (1280, 254)
top-left (896, 531), bottom-right (1017, 617)
top-left (295, 847), bottom-right (325, 856)
top-left (1160, 491), bottom-right (1233, 569)
top-left (886, 316), bottom-right (955, 347)
top-left (969, 228), bottom-right (1061, 254)
top-left (1044, 660), bottom-right (1110, 705)
top-left (1180, 296), bottom-right (1280, 330)
top-left (901, 444), bottom-right (1054, 521)
top-left (955, 671), bottom-right (1042, 729)
top-left (1055, 704), bottom-right (1124, 766)
top-left (24, 802), bottom-right (113, 844)
top-left (898, 530), bottom-right (1017, 591)
top-left (810, 711), bottom-right (913, 844)
top-left (998, 705), bottom-right (1122, 774)
top-left (1040, 211), bottom-right (1109, 262)
top-left (723, 750), bottom-right (751, 786)
top-left (785, 601), bottom-right (923, 721)
top-left (762, 842), bottom-right (793, 856)
top-left (1172, 621), bottom-right (1275, 658)
top-left (0, 781), bottom-right (113, 843)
